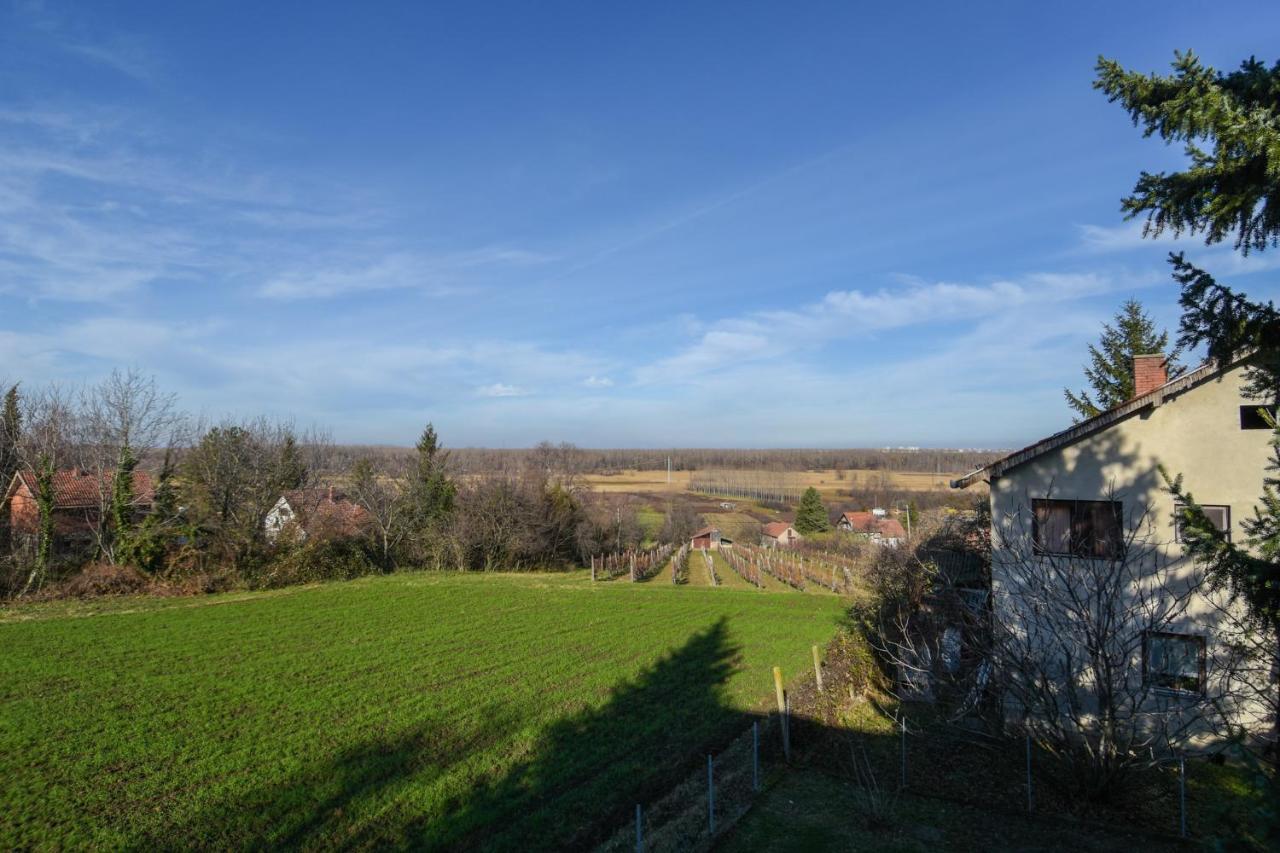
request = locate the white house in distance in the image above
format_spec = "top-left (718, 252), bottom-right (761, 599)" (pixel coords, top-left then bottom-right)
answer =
top-left (760, 521), bottom-right (802, 548)
top-left (836, 510), bottom-right (907, 547)
top-left (264, 487), bottom-right (371, 543)
top-left (952, 353), bottom-right (1272, 738)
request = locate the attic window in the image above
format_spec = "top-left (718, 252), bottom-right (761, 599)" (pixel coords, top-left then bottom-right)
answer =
top-left (1239, 404), bottom-right (1277, 430)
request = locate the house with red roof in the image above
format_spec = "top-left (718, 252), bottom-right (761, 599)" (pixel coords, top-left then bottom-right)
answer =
top-left (760, 521), bottom-right (801, 548)
top-left (836, 510), bottom-right (907, 547)
top-left (3, 468), bottom-right (154, 540)
top-left (264, 486), bottom-right (372, 543)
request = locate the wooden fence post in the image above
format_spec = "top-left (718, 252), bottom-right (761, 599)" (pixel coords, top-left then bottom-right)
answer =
top-left (773, 666), bottom-right (790, 761)
top-left (812, 645), bottom-right (824, 693)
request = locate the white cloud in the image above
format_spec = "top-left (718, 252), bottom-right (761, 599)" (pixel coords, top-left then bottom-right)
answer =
top-left (635, 270), bottom-right (1135, 384)
top-left (476, 383), bottom-right (530, 398)
top-left (583, 375), bottom-right (614, 388)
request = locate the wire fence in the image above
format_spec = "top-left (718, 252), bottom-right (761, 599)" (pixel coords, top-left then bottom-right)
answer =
top-left (596, 656), bottom-right (1225, 851)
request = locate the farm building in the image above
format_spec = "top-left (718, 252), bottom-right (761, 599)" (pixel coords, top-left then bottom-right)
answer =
top-left (689, 525), bottom-right (731, 550)
top-left (264, 487), bottom-right (372, 543)
top-left (2, 468), bottom-right (153, 540)
top-left (836, 511), bottom-right (907, 547)
top-left (760, 521), bottom-right (802, 548)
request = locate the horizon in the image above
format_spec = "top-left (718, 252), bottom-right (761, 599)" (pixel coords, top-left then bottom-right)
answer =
top-left (4, 2), bottom-right (1280, 448)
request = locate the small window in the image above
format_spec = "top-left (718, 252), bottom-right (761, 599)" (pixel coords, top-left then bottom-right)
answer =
top-left (1239, 404), bottom-right (1277, 430)
top-left (1174, 503), bottom-right (1231, 543)
top-left (1143, 631), bottom-right (1205, 694)
top-left (1033, 499), bottom-right (1124, 559)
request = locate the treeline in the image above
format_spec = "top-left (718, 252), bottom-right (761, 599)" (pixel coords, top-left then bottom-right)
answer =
top-left (0, 373), bottom-right (683, 599)
top-left (323, 445), bottom-right (1002, 476)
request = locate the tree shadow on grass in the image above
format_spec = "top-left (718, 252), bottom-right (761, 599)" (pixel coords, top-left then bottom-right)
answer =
top-left (148, 618), bottom-right (745, 851)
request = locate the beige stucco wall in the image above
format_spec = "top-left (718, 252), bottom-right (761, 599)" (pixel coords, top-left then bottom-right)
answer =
top-left (987, 361), bottom-right (1273, 738)
top-left (992, 363), bottom-right (1269, 553)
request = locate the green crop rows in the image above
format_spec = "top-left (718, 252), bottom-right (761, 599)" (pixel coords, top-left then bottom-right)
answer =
top-left (0, 572), bottom-right (846, 850)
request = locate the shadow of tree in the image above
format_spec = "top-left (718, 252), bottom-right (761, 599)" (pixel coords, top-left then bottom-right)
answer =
top-left (147, 618), bottom-right (746, 851)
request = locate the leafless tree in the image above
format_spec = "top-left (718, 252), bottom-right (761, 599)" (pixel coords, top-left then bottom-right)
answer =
top-left (347, 453), bottom-right (411, 569)
top-left (990, 487), bottom-right (1219, 801)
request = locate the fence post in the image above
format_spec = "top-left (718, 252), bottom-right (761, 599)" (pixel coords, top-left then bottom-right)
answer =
top-left (812, 645), bottom-right (824, 693)
top-left (752, 720), bottom-right (760, 791)
top-left (899, 716), bottom-right (907, 790)
top-left (1179, 755), bottom-right (1187, 839)
top-left (591, 555), bottom-right (596, 582)
top-left (772, 666), bottom-right (790, 761)
top-left (635, 803), bottom-right (642, 852)
top-left (707, 754), bottom-right (715, 835)
top-left (1025, 731), bottom-right (1033, 812)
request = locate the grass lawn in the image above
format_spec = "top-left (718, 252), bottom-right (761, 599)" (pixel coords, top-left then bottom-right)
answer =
top-left (0, 572), bottom-right (847, 850)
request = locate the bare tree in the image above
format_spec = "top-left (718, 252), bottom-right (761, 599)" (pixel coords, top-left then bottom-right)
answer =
top-left (14, 385), bottom-right (76, 595)
top-left (347, 454), bottom-right (411, 569)
top-left (75, 370), bottom-right (185, 565)
top-left (991, 487), bottom-right (1218, 801)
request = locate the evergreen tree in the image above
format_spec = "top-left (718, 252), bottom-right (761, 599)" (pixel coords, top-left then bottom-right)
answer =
top-left (1102, 51), bottom-right (1280, 786)
top-left (1064, 299), bottom-right (1174, 421)
top-left (410, 424), bottom-right (456, 526)
top-left (794, 487), bottom-right (831, 534)
top-left (131, 449), bottom-right (178, 574)
top-left (1095, 51), bottom-right (1280, 254)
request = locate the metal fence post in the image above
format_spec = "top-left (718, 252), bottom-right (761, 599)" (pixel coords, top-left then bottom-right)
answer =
top-left (635, 803), bottom-right (642, 853)
top-left (752, 720), bottom-right (760, 792)
top-left (707, 754), bottom-right (716, 835)
top-left (1179, 755), bottom-right (1187, 839)
top-left (1025, 731), bottom-right (1034, 812)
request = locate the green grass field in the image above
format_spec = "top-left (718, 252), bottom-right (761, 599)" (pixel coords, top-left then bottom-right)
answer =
top-left (0, 573), bottom-right (847, 850)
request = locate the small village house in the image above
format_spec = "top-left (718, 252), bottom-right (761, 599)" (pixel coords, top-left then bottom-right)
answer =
top-left (836, 510), bottom-right (907, 547)
top-left (760, 521), bottom-right (801, 548)
top-left (689, 525), bottom-right (730, 550)
top-left (3, 468), bottom-right (153, 542)
top-left (952, 353), bottom-right (1273, 739)
top-left (264, 487), bottom-right (372, 543)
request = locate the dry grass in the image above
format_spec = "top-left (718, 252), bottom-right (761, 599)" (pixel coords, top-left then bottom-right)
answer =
top-left (583, 468), bottom-right (984, 499)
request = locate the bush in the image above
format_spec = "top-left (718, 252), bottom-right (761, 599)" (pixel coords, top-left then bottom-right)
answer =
top-left (60, 563), bottom-right (150, 598)
top-left (255, 538), bottom-right (380, 589)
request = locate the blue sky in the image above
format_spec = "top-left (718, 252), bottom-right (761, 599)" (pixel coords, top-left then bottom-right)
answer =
top-left (2, 1), bottom-right (1279, 448)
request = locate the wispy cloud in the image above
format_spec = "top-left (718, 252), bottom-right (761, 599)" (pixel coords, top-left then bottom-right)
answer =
top-left (258, 248), bottom-right (551, 301)
top-left (475, 383), bottom-right (531, 398)
top-left (635, 270), bottom-right (1139, 383)
top-left (583, 375), bottom-right (614, 388)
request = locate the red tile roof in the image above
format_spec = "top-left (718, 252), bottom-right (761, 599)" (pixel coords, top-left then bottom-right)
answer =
top-left (9, 468), bottom-right (154, 509)
top-left (280, 488), bottom-right (372, 537)
top-left (761, 521), bottom-right (796, 538)
top-left (839, 511), bottom-right (905, 539)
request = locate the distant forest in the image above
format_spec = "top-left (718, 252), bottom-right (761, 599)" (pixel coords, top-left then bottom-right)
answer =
top-left (320, 445), bottom-right (1004, 476)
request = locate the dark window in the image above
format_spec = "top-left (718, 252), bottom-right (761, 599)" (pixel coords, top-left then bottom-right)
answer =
top-left (1174, 503), bottom-right (1231, 543)
top-left (1239, 404), bottom-right (1277, 430)
top-left (1032, 499), bottom-right (1124, 559)
top-left (1143, 631), bottom-right (1205, 694)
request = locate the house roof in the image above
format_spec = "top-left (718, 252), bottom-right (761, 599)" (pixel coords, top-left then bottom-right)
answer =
top-left (839, 511), bottom-right (906, 539)
top-left (279, 487), bottom-right (372, 536)
top-left (761, 521), bottom-right (796, 538)
top-left (691, 525), bottom-right (719, 539)
top-left (950, 354), bottom-right (1244, 490)
top-left (7, 468), bottom-right (154, 510)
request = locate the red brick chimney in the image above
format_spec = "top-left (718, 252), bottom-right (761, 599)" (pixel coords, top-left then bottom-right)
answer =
top-left (1132, 354), bottom-right (1168, 398)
